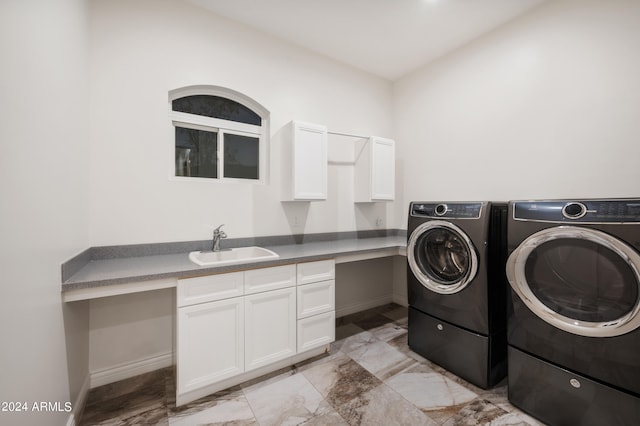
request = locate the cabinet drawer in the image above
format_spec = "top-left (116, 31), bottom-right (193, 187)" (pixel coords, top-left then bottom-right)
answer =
top-left (297, 311), bottom-right (335, 353)
top-left (177, 272), bottom-right (244, 307)
top-left (297, 280), bottom-right (335, 319)
top-left (244, 264), bottom-right (296, 295)
top-left (297, 259), bottom-right (335, 285)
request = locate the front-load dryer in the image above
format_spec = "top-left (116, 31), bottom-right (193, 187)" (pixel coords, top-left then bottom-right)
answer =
top-left (506, 199), bottom-right (640, 425)
top-left (407, 201), bottom-right (508, 388)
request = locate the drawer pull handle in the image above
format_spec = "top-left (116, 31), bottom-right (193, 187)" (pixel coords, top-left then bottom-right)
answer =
top-left (436, 324), bottom-right (444, 331)
top-left (570, 378), bottom-right (581, 389)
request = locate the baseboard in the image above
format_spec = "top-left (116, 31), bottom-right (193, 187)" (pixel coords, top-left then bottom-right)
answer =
top-left (90, 352), bottom-right (173, 388)
top-left (336, 295), bottom-right (393, 318)
top-left (66, 373), bottom-right (90, 426)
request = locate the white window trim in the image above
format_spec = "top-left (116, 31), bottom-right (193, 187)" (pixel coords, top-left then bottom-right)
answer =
top-left (172, 112), bottom-right (261, 135)
top-left (168, 85), bottom-right (270, 185)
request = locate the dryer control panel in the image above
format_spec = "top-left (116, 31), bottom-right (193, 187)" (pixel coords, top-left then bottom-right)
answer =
top-left (411, 202), bottom-right (483, 219)
top-left (513, 200), bottom-right (640, 223)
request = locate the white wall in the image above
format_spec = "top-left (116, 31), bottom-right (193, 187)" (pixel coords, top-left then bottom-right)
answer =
top-left (85, 0), bottom-right (640, 385)
top-left (335, 259), bottom-right (395, 317)
top-left (13, 0), bottom-right (638, 411)
top-left (84, 0), bottom-right (397, 387)
top-left (394, 0), bottom-right (640, 208)
top-left (89, 289), bottom-right (175, 386)
top-left (0, 0), bottom-right (91, 425)
top-left (88, 0), bottom-right (395, 247)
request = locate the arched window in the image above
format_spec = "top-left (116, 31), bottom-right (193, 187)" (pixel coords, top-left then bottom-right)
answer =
top-left (169, 85), bottom-right (269, 183)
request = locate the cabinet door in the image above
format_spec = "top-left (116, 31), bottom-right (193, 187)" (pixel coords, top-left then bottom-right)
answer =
top-left (354, 137), bottom-right (395, 202)
top-left (290, 121), bottom-right (327, 200)
top-left (297, 311), bottom-right (335, 353)
top-left (245, 287), bottom-right (297, 371)
top-left (177, 297), bottom-right (244, 395)
top-left (371, 137), bottom-right (395, 201)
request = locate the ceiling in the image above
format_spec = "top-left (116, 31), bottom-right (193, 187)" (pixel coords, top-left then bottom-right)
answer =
top-left (186, 0), bottom-right (547, 81)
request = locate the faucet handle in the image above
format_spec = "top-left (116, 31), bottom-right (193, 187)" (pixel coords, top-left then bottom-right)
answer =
top-left (213, 224), bottom-right (227, 238)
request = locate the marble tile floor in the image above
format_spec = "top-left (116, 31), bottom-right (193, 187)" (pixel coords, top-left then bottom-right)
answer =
top-left (79, 304), bottom-right (544, 425)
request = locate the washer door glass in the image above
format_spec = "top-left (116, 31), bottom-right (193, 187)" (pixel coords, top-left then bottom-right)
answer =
top-left (506, 226), bottom-right (640, 337)
top-left (408, 221), bottom-right (478, 294)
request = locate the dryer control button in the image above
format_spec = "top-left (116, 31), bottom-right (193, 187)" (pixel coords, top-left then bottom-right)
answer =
top-left (569, 378), bottom-right (581, 389)
top-left (436, 324), bottom-right (444, 331)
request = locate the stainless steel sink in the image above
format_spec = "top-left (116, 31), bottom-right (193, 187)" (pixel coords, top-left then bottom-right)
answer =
top-left (188, 246), bottom-right (279, 267)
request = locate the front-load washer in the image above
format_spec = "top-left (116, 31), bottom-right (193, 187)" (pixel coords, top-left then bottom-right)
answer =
top-left (506, 199), bottom-right (640, 425)
top-left (407, 201), bottom-right (508, 388)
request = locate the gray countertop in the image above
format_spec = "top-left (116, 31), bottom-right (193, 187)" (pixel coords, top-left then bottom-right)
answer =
top-left (62, 235), bottom-right (407, 292)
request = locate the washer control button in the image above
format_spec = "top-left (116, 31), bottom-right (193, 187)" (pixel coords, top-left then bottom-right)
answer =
top-left (562, 202), bottom-right (587, 219)
top-left (436, 324), bottom-right (444, 331)
top-left (569, 378), bottom-right (581, 388)
top-left (435, 204), bottom-right (448, 216)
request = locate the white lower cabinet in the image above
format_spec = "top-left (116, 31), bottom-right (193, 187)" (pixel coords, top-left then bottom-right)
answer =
top-left (245, 265), bottom-right (296, 295)
top-left (297, 259), bottom-right (335, 285)
top-left (177, 297), bottom-right (244, 396)
top-left (177, 271), bottom-right (244, 307)
top-left (176, 260), bottom-right (335, 406)
top-left (245, 287), bottom-right (296, 371)
top-left (296, 260), bottom-right (336, 352)
top-left (298, 310), bottom-right (335, 352)
top-left (297, 280), bottom-right (335, 319)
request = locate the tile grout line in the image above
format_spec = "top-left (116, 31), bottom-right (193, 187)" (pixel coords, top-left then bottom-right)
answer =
top-left (240, 384), bottom-right (262, 426)
top-left (299, 359), bottom-right (350, 425)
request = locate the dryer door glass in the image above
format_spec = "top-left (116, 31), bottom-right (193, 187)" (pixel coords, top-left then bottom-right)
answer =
top-left (525, 238), bottom-right (638, 322)
top-left (408, 221), bottom-right (478, 294)
top-left (506, 226), bottom-right (640, 337)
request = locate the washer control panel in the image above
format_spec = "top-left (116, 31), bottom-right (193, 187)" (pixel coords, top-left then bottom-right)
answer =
top-left (411, 202), bottom-right (483, 219)
top-left (513, 199), bottom-right (640, 222)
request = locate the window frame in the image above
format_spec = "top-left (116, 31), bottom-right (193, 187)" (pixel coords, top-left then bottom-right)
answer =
top-left (168, 85), bottom-right (269, 184)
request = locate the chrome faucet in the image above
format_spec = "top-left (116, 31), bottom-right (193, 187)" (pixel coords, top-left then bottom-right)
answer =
top-left (212, 224), bottom-right (227, 251)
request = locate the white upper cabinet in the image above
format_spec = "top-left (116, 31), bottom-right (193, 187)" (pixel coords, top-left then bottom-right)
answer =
top-left (354, 137), bottom-right (395, 202)
top-left (283, 121), bottom-right (328, 201)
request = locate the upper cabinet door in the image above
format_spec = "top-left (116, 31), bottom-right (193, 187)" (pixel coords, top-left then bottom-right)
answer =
top-left (355, 136), bottom-right (395, 202)
top-left (284, 121), bottom-right (328, 201)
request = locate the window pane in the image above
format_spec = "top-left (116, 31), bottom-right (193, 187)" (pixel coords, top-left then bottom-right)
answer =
top-left (172, 95), bottom-right (261, 126)
top-left (175, 127), bottom-right (218, 178)
top-left (224, 134), bottom-right (259, 180)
